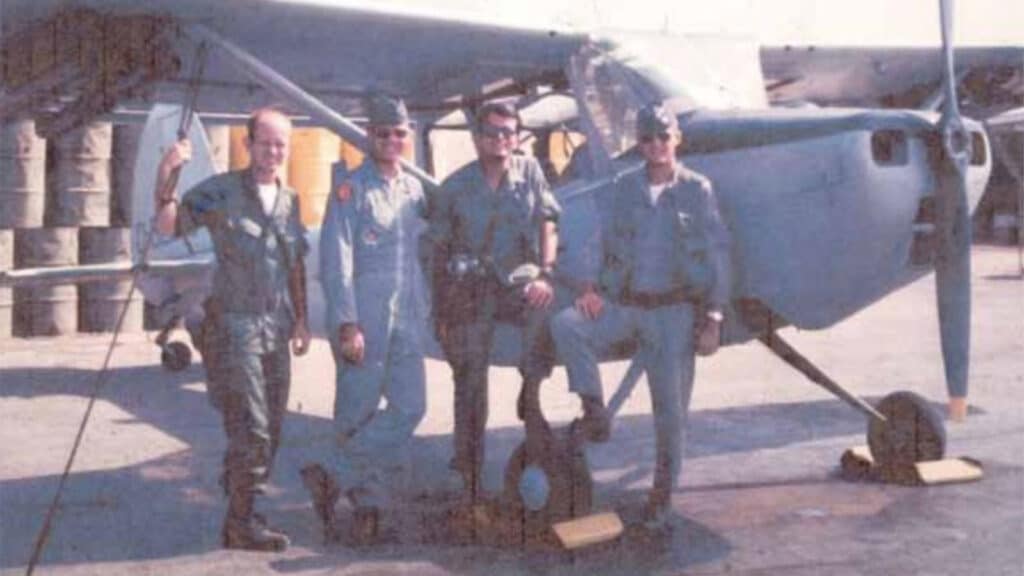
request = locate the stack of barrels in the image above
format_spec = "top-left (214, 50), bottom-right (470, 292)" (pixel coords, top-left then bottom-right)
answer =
top-left (0, 119), bottom-right (142, 337)
top-left (2, 118), bottom-right (362, 339)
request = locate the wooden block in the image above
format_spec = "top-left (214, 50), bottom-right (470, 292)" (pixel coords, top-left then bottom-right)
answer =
top-left (915, 458), bottom-right (984, 485)
top-left (848, 445), bottom-right (874, 464)
top-left (552, 512), bottom-right (623, 550)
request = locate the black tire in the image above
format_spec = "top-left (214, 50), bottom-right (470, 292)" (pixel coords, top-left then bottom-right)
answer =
top-left (161, 341), bottom-right (192, 372)
top-left (867, 391), bottom-right (946, 483)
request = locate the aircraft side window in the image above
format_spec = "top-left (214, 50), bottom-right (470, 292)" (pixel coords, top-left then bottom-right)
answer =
top-left (870, 130), bottom-right (909, 166)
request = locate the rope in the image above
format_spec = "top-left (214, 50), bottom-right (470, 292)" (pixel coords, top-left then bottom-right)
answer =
top-left (25, 40), bottom-right (207, 575)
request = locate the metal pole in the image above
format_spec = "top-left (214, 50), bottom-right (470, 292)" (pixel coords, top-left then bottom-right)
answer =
top-left (185, 23), bottom-right (441, 192)
top-left (606, 352), bottom-right (646, 418)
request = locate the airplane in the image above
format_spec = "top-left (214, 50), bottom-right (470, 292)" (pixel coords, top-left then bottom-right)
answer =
top-left (759, 43), bottom-right (1023, 243)
top-left (0, 0), bottom-right (992, 530)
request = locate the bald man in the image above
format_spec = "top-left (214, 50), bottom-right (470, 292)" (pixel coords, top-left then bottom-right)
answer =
top-left (155, 108), bottom-right (310, 551)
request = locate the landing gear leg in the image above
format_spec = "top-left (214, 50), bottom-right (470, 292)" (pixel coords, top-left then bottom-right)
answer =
top-left (760, 331), bottom-right (946, 481)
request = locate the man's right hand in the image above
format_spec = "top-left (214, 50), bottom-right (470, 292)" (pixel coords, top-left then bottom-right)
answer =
top-left (574, 288), bottom-right (604, 320)
top-left (339, 324), bottom-right (365, 365)
top-left (156, 139), bottom-right (192, 202)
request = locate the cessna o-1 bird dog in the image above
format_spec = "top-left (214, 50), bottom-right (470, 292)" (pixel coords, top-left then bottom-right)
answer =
top-left (0, 0), bottom-right (994, 548)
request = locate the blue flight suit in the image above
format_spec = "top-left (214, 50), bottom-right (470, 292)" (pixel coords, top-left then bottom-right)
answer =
top-left (177, 169), bottom-right (308, 504)
top-left (552, 163), bottom-right (731, 500)
top-left (430, 155), bottom-right (560, 495)
top-left (320, 160), bottom-right (428, 507)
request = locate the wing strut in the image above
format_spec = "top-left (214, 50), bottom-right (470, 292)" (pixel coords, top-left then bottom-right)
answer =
top-left (185, 24), bottom-right (440, 193)
top-left (759, 332), bottom-right (887, 423)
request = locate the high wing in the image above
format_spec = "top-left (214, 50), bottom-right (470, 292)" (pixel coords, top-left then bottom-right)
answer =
top-left (1, 0), bottom-right (587, 133)
top-left (761, 45), bottom-right (1023, 115)
top-left (1, 0), bottom-right (588, 292)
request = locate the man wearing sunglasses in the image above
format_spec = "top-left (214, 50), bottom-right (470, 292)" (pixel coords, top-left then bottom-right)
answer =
top-left (305, 96), bottom-right (428, 544)
top-left (551, 102), bottom-right (732, 527)
top-left (430, 100), bottom-right (573, 504)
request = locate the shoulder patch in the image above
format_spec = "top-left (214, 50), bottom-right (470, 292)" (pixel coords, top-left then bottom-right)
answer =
top-left (336, 181), bottom-right (353, 203)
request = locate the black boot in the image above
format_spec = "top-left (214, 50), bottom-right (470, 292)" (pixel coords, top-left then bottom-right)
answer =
top-left (570, 395), bottom-right (611, 443)
top-left (222, 489), bottom-right (290, 552)
top-left (571, 395), bottom-right (611, 443)
top-left (350, 505), bottom-right (380, 546)
top-left (300, 463), bottom-right (341, 543)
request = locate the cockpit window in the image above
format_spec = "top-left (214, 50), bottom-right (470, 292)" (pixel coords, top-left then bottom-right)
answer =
top-left (568, 42), bottom-right (645, 169)
top-left (567, 33), bottom-right (768, 173)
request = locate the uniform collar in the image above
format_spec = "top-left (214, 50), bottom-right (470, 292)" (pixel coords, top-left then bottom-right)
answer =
top-left (365, 159), bottom-right (405, 187)
top-left (241, 168), bottom-right (287, 221)
top-left (472, 155), bottom-right (525, 192)
top-left (643, 161), bottom-right (690, 187)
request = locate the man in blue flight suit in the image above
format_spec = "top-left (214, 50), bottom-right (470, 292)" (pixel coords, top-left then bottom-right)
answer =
top-left (430, 101), bottom-right (607, 503)
top-left (551, 102), bottom-right (732, 525)
top-left (154, 108), bottom-right (311, 551)
top-left (302, 96), bottom-right (428, 544)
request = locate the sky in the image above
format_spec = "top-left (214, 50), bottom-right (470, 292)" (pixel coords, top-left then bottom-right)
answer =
top-left (305, 0), bottom-right (1024, 46)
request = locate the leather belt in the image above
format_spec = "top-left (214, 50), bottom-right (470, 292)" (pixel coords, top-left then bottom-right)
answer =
top-left (621, 287), bottom-right (689, 309)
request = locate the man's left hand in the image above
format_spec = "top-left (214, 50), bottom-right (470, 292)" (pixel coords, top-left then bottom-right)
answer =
top-left (291, 320), bottom-right (312, 356)
top-left (696, 315), bottom-right (722, 356)
top-left (524, 278), bottom-right (554, 309)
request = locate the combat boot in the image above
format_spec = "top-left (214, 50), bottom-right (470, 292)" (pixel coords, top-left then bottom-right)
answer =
top-left (572, 395), bottom-right (611, 443)
top-left (300, 462), bottom-right (341, 542)
top-left (350, 505), bottom-right (380, 546)
top-left (222, 490), bottom-right (290, 552)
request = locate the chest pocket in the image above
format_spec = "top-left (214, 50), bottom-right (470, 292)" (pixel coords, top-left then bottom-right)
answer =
top-left (357, 192), bottom-right (397, 247)
top-left (674, 209), bottom-right (712, 297)
top-left (222, 216), bottom-right (266, 263)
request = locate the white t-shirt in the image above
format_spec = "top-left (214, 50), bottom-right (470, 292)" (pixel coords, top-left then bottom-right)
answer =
top-left (257, 183), bottom-right (278, 215)
top-left (649, 183), bottom-right (668, 205)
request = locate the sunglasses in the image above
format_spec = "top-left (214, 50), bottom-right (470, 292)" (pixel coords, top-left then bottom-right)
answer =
top-left (478, 124), bottom-right (517, 139)
top-left (639, 132), bottom-right (673, 144)
top-left (373, 127), bottom-right (409, 140)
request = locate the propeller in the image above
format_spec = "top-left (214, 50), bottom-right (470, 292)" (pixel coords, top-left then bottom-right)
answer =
top-left (934, 0), bottom-right (972, 419)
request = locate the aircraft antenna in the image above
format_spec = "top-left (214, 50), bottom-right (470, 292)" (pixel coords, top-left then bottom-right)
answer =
top-left (24, 41), bottom-right (209, 576)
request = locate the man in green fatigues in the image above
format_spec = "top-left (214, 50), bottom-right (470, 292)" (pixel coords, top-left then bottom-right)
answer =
top-left (430, 101), bottom-right (606, 502)
top-left (154, 108), bottom-right (311, 551)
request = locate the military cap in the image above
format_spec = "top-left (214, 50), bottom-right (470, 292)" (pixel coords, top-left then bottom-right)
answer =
top-left (635, 102), bottom-right (678, 136)
top-left (368, 95), bottom-right (409, 125)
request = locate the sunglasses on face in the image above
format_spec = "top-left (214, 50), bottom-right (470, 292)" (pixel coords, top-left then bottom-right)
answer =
top-left (639, 132), bottom-right (673, 145)
top-left (478, 124), bottom-right (517, 139)
top-left (373, 127), bottom-right (409, 140)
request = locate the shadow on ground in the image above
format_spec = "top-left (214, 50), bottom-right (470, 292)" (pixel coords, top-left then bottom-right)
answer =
top-left (0, 362), bottom-right (970, 573)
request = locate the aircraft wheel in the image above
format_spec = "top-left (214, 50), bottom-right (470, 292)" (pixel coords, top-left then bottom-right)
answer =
top-left (503, 429), bottom-right (592, 546)
top-left (161, 341), bottom-right (192, 372)
top-left (867, 391), bottom-right (946, 483)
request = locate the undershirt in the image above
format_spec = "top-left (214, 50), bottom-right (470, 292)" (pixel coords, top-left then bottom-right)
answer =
top-left (257, 183), bottom-right (277, 215)
top-left (649, 183), bottom-right (668, 205)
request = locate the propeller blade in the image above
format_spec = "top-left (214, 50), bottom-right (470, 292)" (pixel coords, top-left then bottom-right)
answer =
top-left (934, 0), bottom-right (972, 409)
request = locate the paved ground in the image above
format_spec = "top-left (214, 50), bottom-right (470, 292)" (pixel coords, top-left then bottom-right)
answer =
top-left (1, 245), bottom-right (1022, 575)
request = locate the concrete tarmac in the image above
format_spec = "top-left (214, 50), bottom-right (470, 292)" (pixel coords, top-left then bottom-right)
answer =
top-left (1, 245), bottom-right (1022, 575)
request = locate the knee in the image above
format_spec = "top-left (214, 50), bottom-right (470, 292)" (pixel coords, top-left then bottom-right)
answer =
top-left (551, 309), bottom-right (585, 349)
top-left (550, 309), bottom-right (572, 342)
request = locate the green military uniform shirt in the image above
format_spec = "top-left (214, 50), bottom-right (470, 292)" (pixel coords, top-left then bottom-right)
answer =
top-left (178, 169), bottom-right (309, 355)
